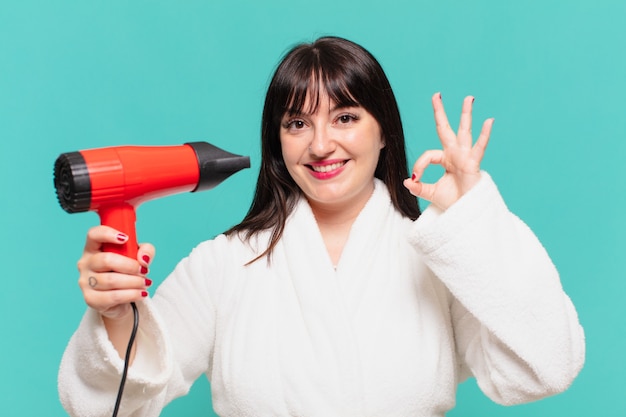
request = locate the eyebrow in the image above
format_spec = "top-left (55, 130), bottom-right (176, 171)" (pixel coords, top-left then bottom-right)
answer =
top-left (284, 103), bottom-right (359, 117)
top-left (331, 103), bottom-right (359, 112)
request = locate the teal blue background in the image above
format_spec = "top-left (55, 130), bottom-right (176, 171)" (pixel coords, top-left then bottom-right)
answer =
top-left (1, 0), bottom-right (624, 415)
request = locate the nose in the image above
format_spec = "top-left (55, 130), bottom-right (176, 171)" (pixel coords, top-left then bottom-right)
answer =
top-left (308, 125), bottom-right (336, 157)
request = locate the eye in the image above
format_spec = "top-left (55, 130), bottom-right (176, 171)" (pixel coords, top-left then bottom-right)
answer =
top-left (283, 118), bottom-right (306, 131)
top-left (336, 113), bottom-right (359, 125)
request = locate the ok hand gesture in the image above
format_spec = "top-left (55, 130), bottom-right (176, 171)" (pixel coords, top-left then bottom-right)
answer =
top-left (403, 93), bottom-right (494, 210)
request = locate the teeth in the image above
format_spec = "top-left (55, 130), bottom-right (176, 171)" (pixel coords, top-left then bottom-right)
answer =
top-left (311, 162), bottom-right (344, 173)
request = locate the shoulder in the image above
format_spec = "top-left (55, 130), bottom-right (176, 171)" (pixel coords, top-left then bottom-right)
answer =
top-left (183, 228), bottom-right (277, 271)
top-left (188, 232), bottom-right (265, 263)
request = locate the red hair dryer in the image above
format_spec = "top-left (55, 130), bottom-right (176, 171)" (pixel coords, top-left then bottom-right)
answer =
top-left (53, 142), bottom-right (250, 259)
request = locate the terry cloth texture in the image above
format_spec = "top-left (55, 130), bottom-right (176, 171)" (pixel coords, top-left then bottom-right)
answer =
top-left (58, 173), bottom-right (585, 417)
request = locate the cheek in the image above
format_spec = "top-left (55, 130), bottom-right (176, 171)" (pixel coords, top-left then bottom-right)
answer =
top-left (358, 120), bottom-right (384, 152)
top-left (279, 137), bottom-right (305, 178)
top-left (279, 138), bottom-right (296, 165)
top-left (366, 133), bottom-right (385, 170)
top-left (358, 131), bottom-right (384, 156)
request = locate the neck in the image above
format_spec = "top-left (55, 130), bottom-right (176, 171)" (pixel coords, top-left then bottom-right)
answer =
top-left (309, 200), bottom-right (362, 228)
top-left (306, 181), bottom-right (375, 266)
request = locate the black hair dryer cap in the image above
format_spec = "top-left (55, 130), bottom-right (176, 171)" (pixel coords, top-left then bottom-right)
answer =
top-left (53, 151), bottom-right (92, 213)
top-left (186, 142), bottom-right (251, 192)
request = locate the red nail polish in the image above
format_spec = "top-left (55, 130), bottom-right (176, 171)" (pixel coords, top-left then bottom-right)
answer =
top-left (411, 173), bottom-right (416, 181)
top-left (141, 291), bottom-right (148, 297)
top-left (142, 255), bottom-right (150, 264)
top-left (116, 233), bottom-right (128, 242)
top-left (140, 266), bottom-right (148, 274)
top-left (145, 278), bottom-right (153, 287)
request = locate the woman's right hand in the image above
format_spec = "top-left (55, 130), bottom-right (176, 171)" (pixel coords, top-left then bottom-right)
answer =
top-left (77, 225), bottom-right (155, 322)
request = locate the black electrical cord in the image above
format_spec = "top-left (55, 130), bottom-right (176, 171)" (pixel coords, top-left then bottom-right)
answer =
top-left (112, 301), bottom-right (140, 417)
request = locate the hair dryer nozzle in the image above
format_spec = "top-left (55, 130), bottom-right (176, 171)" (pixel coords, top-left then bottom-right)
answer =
top-left (186, 142), bottom-right (251, 192)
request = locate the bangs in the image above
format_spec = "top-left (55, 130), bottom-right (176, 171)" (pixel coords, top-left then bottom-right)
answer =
top-left (282, 67), bottom-right (361, 117)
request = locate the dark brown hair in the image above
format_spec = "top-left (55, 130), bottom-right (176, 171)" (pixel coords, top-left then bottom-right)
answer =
top-left (225, 36), bottom-right (420, 262)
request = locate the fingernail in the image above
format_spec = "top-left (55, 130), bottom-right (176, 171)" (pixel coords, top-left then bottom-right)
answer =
top-left (438, 93), bottom-right (442, 100)
top-left (145, 278), bottom-right (153, 287)
top-left (142, 255), bottom-right (151, 264)
top-left (141, 291), bottom-right (149, 298)
top-left (140, 266), bottom-right (148, 274)
top-left (471, 97), bottom-right (475, 103)
top-left (411, 173), bottom-right (416, 181)
top-left (116, 233), bottom-right (128, 242)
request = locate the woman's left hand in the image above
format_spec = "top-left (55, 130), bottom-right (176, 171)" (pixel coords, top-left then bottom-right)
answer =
top-left (403, 93), bottom-right (494, 210)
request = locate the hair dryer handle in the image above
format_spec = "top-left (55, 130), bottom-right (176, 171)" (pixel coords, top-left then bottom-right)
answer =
top-left (98, 204), bottom-right (139, 259)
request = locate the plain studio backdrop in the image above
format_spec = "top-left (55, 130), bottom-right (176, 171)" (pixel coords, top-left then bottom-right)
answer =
top-left (1, 0), bottom-right (624, 415)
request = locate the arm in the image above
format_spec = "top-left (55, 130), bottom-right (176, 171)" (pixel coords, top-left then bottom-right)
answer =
top-left (76, 226), bottom-right (154, 361)
top-left (404, 94), bottom-right (584, 403)
top-left (58, 300), bottom-right (172, 417)
top-left (59, 232), bottom-right (223, 416)
top-left (411, 173), bottom-right (585, 404)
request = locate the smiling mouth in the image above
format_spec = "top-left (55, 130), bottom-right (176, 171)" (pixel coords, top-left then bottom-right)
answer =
top-left (307, 161), bottom-right (347, 173)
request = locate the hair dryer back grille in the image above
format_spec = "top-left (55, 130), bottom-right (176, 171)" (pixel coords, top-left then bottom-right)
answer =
top-left (54, 151), bottom-right (92, 213)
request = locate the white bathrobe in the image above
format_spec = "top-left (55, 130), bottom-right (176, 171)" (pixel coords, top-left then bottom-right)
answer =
top-left (58, 173), bottom-right (585, 417)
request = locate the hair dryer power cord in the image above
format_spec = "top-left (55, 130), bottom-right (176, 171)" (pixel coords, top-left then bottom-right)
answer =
top-left (112, 301), bottom-right (139, 417)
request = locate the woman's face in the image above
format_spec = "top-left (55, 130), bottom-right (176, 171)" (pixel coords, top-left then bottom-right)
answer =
top-left (279, 90), bottom-right (384, 212)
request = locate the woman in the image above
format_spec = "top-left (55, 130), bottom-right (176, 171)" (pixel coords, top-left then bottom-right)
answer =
top-left (59, 36), bottom-right (585, 417)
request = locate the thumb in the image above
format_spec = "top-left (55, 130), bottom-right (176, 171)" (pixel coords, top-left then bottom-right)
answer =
top-left (403, 178), bottom-right (436, 202)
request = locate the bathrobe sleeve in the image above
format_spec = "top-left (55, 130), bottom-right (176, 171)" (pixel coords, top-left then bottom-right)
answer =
top-left (58, 236), bottom-right (230, 417)
top-left (409, 172), bottom-right (585, 405)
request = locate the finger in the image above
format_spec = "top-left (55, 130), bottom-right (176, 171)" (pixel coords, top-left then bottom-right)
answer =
top-left (457, 96), bottom-right (475, 146)
top-left (85, 250), bottom-right (145, 275)
top-left (472, 118), bottom-right (494, 158)
top-left (409, 149), bottom-right (444, 183)
top-left (403, 177), bottom-right (437, 202)
top-left (137, 243), bottom-right (156, 267)
top-left (84, 226), bottom-right (129, 253)
top-left (79, 272), bottom-right (151, 292)
top-left (431, 93), bottom-right (456, 147)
